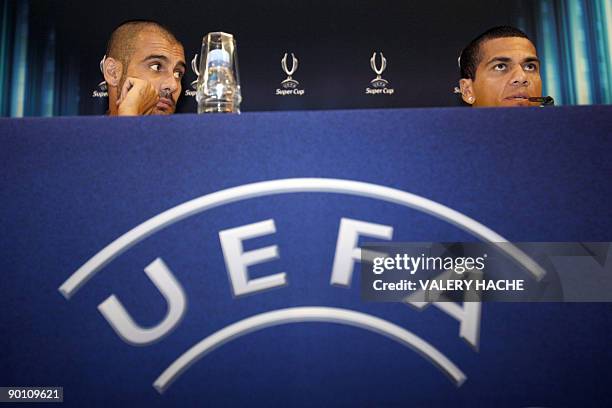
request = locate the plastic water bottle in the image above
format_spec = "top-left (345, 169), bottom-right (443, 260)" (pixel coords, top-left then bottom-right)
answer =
top-left (196, 33), bottom-right (242, 114)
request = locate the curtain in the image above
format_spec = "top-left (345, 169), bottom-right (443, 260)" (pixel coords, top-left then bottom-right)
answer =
top-left (522, 0), bottom-right (612, 105)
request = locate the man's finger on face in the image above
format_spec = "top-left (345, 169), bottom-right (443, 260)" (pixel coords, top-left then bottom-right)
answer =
top-left (128, 78), bottom-right (158, 101)
top-left (139, 81), bottom-right (161, 113)
top-left (144, 84), bottom-right (161, 110)
top-left (116, 77), bottom-right (159, 115)
top-left (117, 77), bottom-right (137, 106)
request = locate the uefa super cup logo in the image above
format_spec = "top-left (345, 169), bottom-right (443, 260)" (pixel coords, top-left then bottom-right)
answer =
top-left (276, 52), bottom-right (305, 96)
top-left (370, 52), bottom-right (388, 88)
top-left (366, 51), bottom-right (395, 95)
top-left (184, 54), bottom-right (199, 97)
top-left (281, 53), bottom-right (299, 89)
top-left (91, 55), bottom-right (108, 98)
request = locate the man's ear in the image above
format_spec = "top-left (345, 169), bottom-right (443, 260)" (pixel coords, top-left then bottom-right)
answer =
top-left (103, 57), bottom-right (123, 87)
top-left (459, 78), bottom-right (475, 105)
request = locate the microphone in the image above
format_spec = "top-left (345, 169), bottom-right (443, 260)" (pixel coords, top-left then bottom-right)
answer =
top-left (528, 96), bottom-right (555, 106)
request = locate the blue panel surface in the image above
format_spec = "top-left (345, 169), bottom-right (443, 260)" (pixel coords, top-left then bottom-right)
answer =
top-left (1, 106), bottom-right (611, 407)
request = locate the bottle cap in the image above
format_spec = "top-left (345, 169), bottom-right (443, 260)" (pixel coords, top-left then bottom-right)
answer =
top-left (208, 49), bottom-right (230, 65)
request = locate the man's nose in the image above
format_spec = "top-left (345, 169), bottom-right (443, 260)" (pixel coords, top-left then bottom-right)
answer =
top-left (160, 72), bottom-right (179, 95)
top-left (510, 65), bottom-right (529, 87)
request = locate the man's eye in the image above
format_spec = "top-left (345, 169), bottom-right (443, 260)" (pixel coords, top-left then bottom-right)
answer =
top-left (150, 64), bottom-right (161, 72)
top-left (493, 63), bottom-right (507, 71)
top-left (174, 71), bottom-right (184, 79)
top-left (525, 63), bottom-right (537, 71)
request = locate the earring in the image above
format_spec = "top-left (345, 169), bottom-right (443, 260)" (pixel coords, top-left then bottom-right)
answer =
top-left (468, 96), bottom-right (474, 103)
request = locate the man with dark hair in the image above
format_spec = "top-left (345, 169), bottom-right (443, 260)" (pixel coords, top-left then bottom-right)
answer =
top-left (103, 20), bottom-right (186, 116)
top-left (458, 26), bottom-right (543, 107)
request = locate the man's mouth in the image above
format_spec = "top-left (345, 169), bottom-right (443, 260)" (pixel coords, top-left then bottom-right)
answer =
top-left (504, 93), bottom-right (530, 101)
top-left (156, 98), bottom-right (175, 111)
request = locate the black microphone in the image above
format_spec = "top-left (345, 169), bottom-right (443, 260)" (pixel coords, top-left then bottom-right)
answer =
top-left (528, 96), bottom-right (555, 106)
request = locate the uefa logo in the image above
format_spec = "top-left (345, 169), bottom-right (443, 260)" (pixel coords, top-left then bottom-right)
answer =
top-left (56, 178), bottom-right (550, 395)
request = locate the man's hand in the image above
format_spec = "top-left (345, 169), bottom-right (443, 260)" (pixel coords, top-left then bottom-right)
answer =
top-left (116, 77), bottom-right (159, 116)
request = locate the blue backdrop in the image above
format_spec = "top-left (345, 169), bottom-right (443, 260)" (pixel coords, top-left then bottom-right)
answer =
top-left (1, 106), bottom-right (612, 406)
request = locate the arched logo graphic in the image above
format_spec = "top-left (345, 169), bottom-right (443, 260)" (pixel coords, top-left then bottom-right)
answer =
top-left (59, 178), bottom-right (544, 394)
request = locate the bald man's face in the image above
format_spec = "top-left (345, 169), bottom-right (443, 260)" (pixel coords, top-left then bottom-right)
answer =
top-left (123, 29), bottom-right (186, 114)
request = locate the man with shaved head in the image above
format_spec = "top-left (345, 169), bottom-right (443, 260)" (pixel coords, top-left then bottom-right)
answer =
top-left (103, 20), bottom-right (186, 116)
